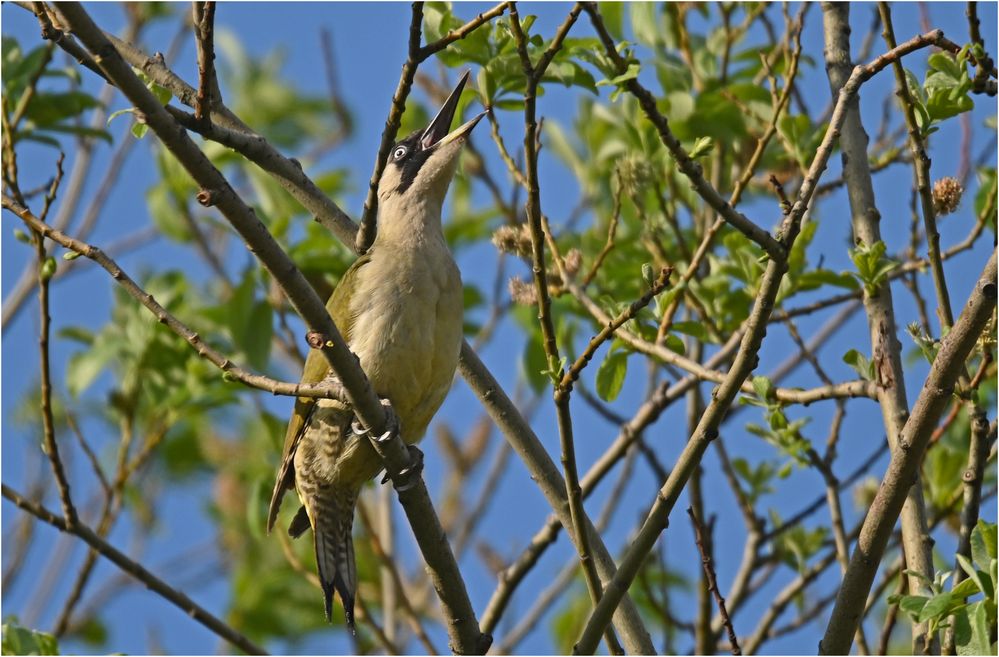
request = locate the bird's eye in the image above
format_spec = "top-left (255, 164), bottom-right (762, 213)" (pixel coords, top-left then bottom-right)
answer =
top-left (393, 146), bottom-right (408, 160)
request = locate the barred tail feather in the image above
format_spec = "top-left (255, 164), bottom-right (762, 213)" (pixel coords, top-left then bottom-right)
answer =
top-left (310, 491), bottom-right (358, 633)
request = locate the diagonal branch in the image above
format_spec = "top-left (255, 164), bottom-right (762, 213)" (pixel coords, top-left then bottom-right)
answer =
top-left (2, 484), bottom-right (267, 655)
top-left (355, 2), bottom-right (508, 253)
top-left (820, 249), bottom-right (997, 655)
top-left (2, 195), bottom-right (345, 401)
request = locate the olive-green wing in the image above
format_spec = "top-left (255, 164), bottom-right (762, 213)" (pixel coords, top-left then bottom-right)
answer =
top-left (265, 253), bottom-right (371, 533)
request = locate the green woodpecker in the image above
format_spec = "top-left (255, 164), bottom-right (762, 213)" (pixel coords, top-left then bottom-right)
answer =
top-left (266, 71), bottom-right (485, 630)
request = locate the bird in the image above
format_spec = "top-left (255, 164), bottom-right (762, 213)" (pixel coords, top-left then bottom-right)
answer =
top-left (266, 70), bottom-right (487, 632)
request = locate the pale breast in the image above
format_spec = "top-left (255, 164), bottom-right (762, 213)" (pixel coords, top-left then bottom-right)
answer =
top-left (346, 241), bottom-right (463, 443)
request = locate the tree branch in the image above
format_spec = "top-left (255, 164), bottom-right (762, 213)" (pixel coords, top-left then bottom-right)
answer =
top-left (821, 5), bottom-right (937, 650)
top-left (1, 484), bottom-right (267, 655)
top-left (507, 2), bottom-right (620, 653)
top-left (820, 249), bottom-right (997, 655)
top-left (688, 508), bottom-right (740, 655)
top-left (193, 1), bottom-right (218, 127)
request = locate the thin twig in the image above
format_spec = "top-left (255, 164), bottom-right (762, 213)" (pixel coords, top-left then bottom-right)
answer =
top-left (31, 156), bottom-right (78, 527)
top-left (879, 3), bottom-right (955, 332)
top-left (2, 195), bottom-right (348, 401)
top-left (355, 2), bottom-right (507, 253)
top-left (509, 2), bottom-right (617, 652)
top-left (687, 508), bottom-right (740, 655)
top-left (193, 1), bottom-right (218, 126)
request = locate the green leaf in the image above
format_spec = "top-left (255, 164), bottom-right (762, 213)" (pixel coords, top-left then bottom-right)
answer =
top-left (919, 591), bottom-right (957, 622)
top-left (898, 594), bottom-right (929, 619)
top-left (958, 601), bottom-right (993, 656)
top-left (57, 326), bottom-right (94, 345)
top-left (596, 63), bottom-right (640, 88)
top-left (107, 107), bottom-right (137, 125)
top-left (19, 133), bottom-right (62, 149)
top-left (73, 617), bottom-right (108, 646)
top-left (957, 553), bottom-right (988, 598)
top-left (601, 3), bottom-right (624, 40)
top-left (4, 43), bottom-right (51, 97)
top-left (972, 520), bottom-right (997, 572)
top-left (926, 87), bottom-right (974, 121)
top-left (952, 575), bottom-right (982, 600)
top-left (671, 321), bottom-right (708, 341)
top-left (850, 240), bottom-right (896, 294)
top-left (842, 349), bottom-right (873, 381)
top-left (751, 375), bottom-right (774, 401)
top-left (662, 333), bottom-right (685, 355)
top-left (146, 184), bottom-right (190, 242)
top-left (243, 300), bottom-right (273, 370)
top-left (629, 3), bottom-right (660, 48)
top-left (928, 52), bottom-right (963, 80)
top-left (595, 349), bottom-right (628, 402)
top-left (522, 329), bottom-right (548, 394)
top-left (795, 269), bottom-right (860, 292)
top-left (2, 622), bottom-right (59, 655)
top-left (688, 136), bottom-right (714, 159)
top-left (226, 272), bottom-right (273, 371)
top-left (67, 343), bottom-right (113, 396)
top-left (23, 91), bottom-right (101, 126)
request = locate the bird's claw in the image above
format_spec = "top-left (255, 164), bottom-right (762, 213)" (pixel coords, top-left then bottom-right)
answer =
top-left (394, 445), bottom-right (425, 493)
top-left (372, 398), bottom-right (399, 444)
top-left (352, 398), bottom-right (399, 441)
top-left (380, 445), bottom-right (424, 491)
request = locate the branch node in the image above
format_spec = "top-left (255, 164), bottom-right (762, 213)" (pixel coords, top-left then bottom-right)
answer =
top-left (305, 330), bottom-right (325, 349)
top-left (195, 188), bottom-right (220, 207)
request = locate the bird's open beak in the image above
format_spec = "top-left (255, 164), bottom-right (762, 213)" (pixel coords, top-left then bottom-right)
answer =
top-left (420, 70), bottom-right (489, 151)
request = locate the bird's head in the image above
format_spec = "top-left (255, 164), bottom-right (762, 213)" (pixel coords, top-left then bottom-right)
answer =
top-left (377, 70), bottom-right (488, 219)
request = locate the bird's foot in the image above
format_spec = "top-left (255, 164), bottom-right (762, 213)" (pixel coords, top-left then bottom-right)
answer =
top-left (354, 398), bottom-right (400, 445)
top-left (393, 445), bottom-right (425, 493)
top-left (379, 444), bottom-right (424, 491)
top-left (372, 398), bottom-right (399, 444)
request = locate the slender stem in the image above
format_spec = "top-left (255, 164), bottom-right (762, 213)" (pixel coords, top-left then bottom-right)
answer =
top-left (508, 3), bottom-right (620, 653)
top-left (878, 2), bottom-right (954, 331)
top-left (2, 195), bottom-right (348, 401)
top-left (943, 402), bottom-right (990, 653)
top-left (31, 171), bottom-right (78, 528)
top-left (687, 508), bottom-right (740, 655)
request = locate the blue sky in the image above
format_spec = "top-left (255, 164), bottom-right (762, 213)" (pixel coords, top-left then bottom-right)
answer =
top-left (2, 2), bottom-right (997, 655)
